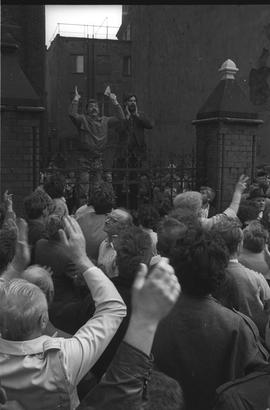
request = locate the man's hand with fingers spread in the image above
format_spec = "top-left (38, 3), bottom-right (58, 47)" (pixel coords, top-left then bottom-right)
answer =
top-left (235, 174), bottom-right (249, 195)
top-left (58, 216), bottom-right (94, 271)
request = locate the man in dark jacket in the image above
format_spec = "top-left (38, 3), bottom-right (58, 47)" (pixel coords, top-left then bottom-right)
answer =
top-left (117, 93), bottom-right (154, 208)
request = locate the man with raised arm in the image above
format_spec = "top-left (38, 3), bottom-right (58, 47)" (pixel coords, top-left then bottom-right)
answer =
top-left (78, 258), bottom-right (181, 410)
top-left (69, 86), bottom-right (125, 203)
top-left (0, 216), bottom-right (126, 409)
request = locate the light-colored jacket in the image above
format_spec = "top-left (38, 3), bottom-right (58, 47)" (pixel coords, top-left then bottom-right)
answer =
top-left (0, 266), bottom-right (127, 409)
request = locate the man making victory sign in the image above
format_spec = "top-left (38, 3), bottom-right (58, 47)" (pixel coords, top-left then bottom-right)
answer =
top-left (69, 86), bottom-right (125, 203)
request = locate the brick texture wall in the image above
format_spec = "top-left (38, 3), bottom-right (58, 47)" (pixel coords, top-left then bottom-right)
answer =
top-left (196, 121), bottom-right (257, 210)
top-left (1, 110), bottom-right (41, 216)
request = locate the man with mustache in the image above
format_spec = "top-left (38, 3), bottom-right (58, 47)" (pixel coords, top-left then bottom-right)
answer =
top-left (69, 86), bottom-right (125, 205)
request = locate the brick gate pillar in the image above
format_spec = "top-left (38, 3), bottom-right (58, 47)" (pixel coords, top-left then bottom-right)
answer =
top-left (192, 60), bottom-right (263, 212)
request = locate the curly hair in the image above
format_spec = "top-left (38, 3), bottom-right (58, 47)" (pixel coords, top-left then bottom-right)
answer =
top-left (157, 217), bottom-right (187, 257)
top-left (169, 228), bottom-right (229, 297)
top-left (115, 225), bottom-right (152, 288)
top-left (211, 218), bottom-right (243, 255)
top-left (23, 189), bottom-right (53, 220)
top-left (237, 201), bottom-right (259, 227)
top-left (89, 182), bottom-right (115, 214)
top-left (243, 220), bottom-right (269, 253)
top-left (173, 191), bottom-right (202, 215)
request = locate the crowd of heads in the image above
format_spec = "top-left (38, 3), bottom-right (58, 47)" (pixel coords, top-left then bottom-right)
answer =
top-left (0, 166), bottom-right (270, 409)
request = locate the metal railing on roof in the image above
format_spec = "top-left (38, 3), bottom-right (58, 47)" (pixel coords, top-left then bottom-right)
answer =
top-left (49, 21), bottom-right (120, 44)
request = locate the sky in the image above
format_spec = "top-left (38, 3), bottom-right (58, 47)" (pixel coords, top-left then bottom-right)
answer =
top-left (45, 5), bottom-right (123, 47)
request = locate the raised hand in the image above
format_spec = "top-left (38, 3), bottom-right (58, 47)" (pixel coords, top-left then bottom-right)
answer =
top-left (58, 216), bottom-right (90, 267)
top-left (74, 86), bottom-right (81, 102)
top-left (109, 93), bottom-right (118, 105)
top-left (132, 257), bottom-right (181, 323)
top-left (3, 190), bottom-right (13, 211)
top-left (11, 218), bottom-right (30, 273)
top-left (235, 174), bottom-right (249, 194)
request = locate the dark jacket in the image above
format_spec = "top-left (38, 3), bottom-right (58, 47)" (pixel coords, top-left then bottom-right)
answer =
top-left (214, 365), bottom-right (270, 410)
top-left (91, 277), bottom-right (132, 380)
top-left (78, 342), bottom-right (153, 410)
top-left (152, 293), bottom-right (269, 410)
top-left (120, 112), bottom-right (154, 159)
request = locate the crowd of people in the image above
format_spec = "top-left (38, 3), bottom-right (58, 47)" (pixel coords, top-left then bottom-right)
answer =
top-left (0, 168), bottom-right (270, 410)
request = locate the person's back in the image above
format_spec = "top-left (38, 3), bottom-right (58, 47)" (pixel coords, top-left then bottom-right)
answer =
top-left (214, 365), bottom-right (270, 410)
top-left (211, 219), bottom-right (270, 337)
top-left (239, 248), bottom-right (270, 280)
top-left (152, 224), bottom-right (269, 410)
top-left (153, 294), bottom-right (268, 410)
top-left (238, 220), bottom-right (270, 282)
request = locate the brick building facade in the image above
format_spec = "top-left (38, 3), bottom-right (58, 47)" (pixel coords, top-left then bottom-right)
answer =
top-left (117, 5), bottom-right (270, 165)
top-left (1, 5), bottom-right (46, 215)
top-left (46, 34), bottom-right (132, 168)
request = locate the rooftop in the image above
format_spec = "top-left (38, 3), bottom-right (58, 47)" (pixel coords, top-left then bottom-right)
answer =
top-left (48, 22), bottom-right (120, 46)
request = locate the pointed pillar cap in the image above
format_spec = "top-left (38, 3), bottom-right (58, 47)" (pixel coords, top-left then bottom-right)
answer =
top-left (218, 59), bottom-right (239, 80)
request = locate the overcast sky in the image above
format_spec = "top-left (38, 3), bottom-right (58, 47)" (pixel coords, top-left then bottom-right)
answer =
top-left (45, 5), bottom-right (122, 47)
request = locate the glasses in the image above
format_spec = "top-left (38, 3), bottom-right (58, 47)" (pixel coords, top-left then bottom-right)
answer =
top-left (105, 214), bottom-right (120, 223)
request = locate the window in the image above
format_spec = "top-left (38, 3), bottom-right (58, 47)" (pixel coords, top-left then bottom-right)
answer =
top-left (71, 55), bottom-right (84, 73)
top-left (123, 56), bottom-right (132, 76)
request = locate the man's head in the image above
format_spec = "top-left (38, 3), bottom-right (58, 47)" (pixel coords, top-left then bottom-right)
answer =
top-left (237, 200), bottom-right (260, 228)
top-left (22, 265), bottom-right (55, 306)
top-left (173, 191), bottom-right (202, 216)
top-left (211, 218), bottom-right (243, 257)
top-left (247, 185), bottom-right (266, 212)
top-left (255, 171), bottom-right (269, 190)
top-left (168, 226), bottom-right (229, 297)
top-left (0, 278), bottom-right (48, 341)
top-left (157, 217), bottom-right (187, 258)
top-left (44, 175), bottom-right (65, 199)
top-left (242, 220), bottom-right (269, 253)
top-left (104, 208), bottom-right (133, 237)
top-left (23, 189), bottom-right (53, 221)
top-left (86, 99), bottom-right (99, 117)
top-left (143, 369), bottom-right (185, 410)
top-left (137, 204), bottom-right (160, 230)
top-left (90, 182), bottom-right (115, 214)
top-left (114, 225), bottom-right (152, 288)
top-left (124, 93), bottom-right (137, 113)
top-left (200, 186), bottom-right (215, 205)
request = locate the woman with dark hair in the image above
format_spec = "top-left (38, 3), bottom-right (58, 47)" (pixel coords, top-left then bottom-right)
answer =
top-left (152, 225), bottom-right (269, 410)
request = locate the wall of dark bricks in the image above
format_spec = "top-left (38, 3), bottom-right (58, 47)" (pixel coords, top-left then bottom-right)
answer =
top-left (1, 110), bottom-right (41, 216)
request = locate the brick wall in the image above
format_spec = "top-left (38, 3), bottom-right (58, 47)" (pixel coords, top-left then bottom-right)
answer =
top-left (196, 121), bottom-right (257, 210)
top-left (1, 109), bottom-right (41, 216)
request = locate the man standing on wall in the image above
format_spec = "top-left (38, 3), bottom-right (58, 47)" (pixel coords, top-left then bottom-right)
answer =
top-left (117, 93), bottom-right (154, 209)
top-left (69, 86), bottom-right (125, 206)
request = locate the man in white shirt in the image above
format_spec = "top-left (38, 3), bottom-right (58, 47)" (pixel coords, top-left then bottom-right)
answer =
top-left (0, 216), bottom-right (126, 409)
